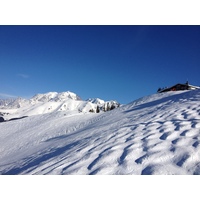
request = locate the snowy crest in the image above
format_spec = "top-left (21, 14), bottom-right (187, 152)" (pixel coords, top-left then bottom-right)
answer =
top-left (87, 98), bottom-right (105, 105)
top-left (31, 91), bottom-right (81, 103)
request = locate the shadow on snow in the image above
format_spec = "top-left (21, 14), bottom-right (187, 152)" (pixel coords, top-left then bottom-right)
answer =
top-left (1, 141), bottom-right (79, 175)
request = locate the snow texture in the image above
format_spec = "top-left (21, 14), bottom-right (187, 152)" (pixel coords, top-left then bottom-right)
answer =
top-left (0, 90), bottom-right (200, 175)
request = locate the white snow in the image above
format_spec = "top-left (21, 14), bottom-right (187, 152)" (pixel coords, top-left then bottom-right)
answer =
top-left (0, 89), bottom-right (200, 174)
top-left (87, 98), bottom-right (105, 105)
top-left (0, 91), bottom-right (120, 120)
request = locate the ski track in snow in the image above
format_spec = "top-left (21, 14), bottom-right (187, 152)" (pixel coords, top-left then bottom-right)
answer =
top-left (1, 90), bottom-right (200, 174)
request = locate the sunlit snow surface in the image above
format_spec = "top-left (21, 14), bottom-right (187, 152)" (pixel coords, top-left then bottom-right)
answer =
top-left (1, 90), bottom-right (200, 175)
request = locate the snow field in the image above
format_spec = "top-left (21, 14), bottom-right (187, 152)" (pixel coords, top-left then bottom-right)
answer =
top-left (0, 90), bottom-right (200, 174)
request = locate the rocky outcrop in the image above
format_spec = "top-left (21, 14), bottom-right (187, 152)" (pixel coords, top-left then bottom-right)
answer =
top-left (87, 98), bottom-right (120, 112)
top-left (102, 101), bottom-right (120, 112)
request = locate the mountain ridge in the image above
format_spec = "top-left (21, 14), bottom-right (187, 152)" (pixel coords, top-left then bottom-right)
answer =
top-left (0, 91), bottom-right (120, 119)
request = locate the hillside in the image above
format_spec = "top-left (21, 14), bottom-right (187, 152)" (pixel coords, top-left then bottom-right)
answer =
top-left (0, 89), bottom-right (200, 174)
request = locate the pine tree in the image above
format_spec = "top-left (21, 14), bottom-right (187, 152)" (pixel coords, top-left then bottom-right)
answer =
top-left (96, 105), bottom-right (100, 113)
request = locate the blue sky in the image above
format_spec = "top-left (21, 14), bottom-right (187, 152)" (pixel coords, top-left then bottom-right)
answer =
top-left (0, 25), bottom-right (200, 104)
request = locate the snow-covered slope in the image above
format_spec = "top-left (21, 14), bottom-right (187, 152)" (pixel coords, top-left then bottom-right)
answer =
top-left (0, 89), bottom-right (200, 174)
top-left (0, 91), bottom-right (120, 120)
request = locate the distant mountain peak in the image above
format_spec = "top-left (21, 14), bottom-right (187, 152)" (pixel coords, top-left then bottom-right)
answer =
top-left (87, 98), bottom-right (105, 105)
top-left (0, 91), bottom-right (120, 119)
top-left (31, 91), bottom-right (81, 103)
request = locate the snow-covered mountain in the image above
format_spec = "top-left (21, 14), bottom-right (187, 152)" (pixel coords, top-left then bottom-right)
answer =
top-left (31, 91), bottom-right (81, 103)
top-left (0, 91), bottom-right (120, 120)
top-left (0, 89), bottom-right (200, 174)
top-left (87, 98), bottom-right (120, 112)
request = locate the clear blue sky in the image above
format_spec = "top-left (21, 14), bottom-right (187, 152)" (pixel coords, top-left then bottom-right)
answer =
top-left (0, 25), bottom-right (200, 104)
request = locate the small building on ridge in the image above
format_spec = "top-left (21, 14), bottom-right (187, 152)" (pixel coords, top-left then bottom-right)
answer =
top-left (157, 82), bottom-right (200, 93)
